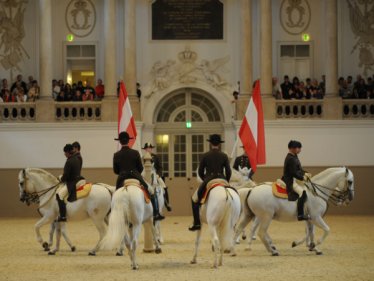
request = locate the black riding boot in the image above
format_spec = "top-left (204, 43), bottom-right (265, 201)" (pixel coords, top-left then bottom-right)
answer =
top-left (164, 187), bottom-right (172, 212)
top-left (151, 195), bottom-right (165, 221)
top-left (297, 191), bottom-right (309, 221)
top-left (188, 200), bottom-right (201, 231)
top-left (56, 194), bottom-right (67, 222)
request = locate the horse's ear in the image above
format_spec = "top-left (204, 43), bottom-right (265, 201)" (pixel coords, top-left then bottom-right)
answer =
top-left (345, 167), bottom-right (349, 176)
top-left (22, 169), bottom-right (26, 178)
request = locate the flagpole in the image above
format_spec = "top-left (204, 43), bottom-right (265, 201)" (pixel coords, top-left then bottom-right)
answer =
top-left (230, 137), bottom-right (239, 165)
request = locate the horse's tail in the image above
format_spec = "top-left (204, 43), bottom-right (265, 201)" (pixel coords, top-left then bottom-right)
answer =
top-left (219, 190), bottom-right (241, 251)
top-left (241, 187), bottom-right (256, 218)
top-left (100, 189), bottom-right (129, 251)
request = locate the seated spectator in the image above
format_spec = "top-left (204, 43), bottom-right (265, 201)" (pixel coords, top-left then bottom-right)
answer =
top-left (63, 83), bottom-right (73, 101)
top-left (272, 77), bottom-right (282, 99)
top-left (72, 89), bottom-right (83, 101)
top-left (56, 91), bottom-right (65, 102)
top-left (95, 79), bottom-right (105, 100)
top-left (280, 75), bottom-right (293, 99)
top-left (16, 88), bottom-right (27, 102)
top-left (27, 80), bottom-right (40, 102)
top-left (10, 74), bottom-right (27, 94)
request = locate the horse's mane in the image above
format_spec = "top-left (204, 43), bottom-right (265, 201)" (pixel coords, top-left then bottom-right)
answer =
top-left (312, 167), bottom-right (345, 182)
top-left (26, 168), bottom-right (59, 183)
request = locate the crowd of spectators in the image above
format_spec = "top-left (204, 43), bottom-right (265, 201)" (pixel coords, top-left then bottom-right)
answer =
top-left (338, 75), bottom-right (373, 99)
top-left (52, 79), bottom-right (105, 102)
top-left (0, 75), bottom-right (40, 103)
top-left (272, 75), bottom-right (325, 100)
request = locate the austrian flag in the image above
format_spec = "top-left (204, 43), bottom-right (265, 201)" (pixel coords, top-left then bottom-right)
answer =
top-left (118, 82), bottom-right (137, 148)
top-left (238, 80), bottom-right (266, 172)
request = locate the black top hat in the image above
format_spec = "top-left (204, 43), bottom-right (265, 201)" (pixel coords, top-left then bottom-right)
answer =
top-left (72, 141), bottom-right (81, 150)
top-left (288, 140), bottom-right (302, 149)
top-left (115, 132), bottom-right (133, 143)
top-left (63, 144), bottom-right (74, 153)
top-left (207, 134), bottom-right (224, 145)
top-left (142, 142), bottom-right (155, 149)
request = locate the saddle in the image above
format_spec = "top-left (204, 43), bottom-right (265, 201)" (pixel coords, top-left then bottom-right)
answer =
top-left (200, 179), bottom-right (230, 204)
top-left (123, 179), bottom-right (150, 204)
top-left (63, 180), bottom-right (93, 203)
top-left (271, 179), bottom-right (288, 199)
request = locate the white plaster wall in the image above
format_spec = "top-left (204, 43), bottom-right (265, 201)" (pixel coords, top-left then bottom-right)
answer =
top-left (1, 120), bottom-right (373, 169)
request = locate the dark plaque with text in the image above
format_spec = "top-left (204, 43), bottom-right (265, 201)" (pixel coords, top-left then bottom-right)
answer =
top-left (152, 0), bottom-right (223, 40)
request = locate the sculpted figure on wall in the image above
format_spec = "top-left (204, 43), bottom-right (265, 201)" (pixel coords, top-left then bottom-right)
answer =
top-left (347, 0), bottom-right (374, 76)
top-left (65, 0), bottom-right (96, 37)
top-left (198, 56), bottom-right (230, 88)
top-left (280, 0), bottom-right (311, 35)
top-left (0, 0), bottom-right (29, 80)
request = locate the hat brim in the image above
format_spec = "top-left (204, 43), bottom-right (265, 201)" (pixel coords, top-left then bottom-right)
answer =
top-left (114, 137), bottom-right (134, 141)
top-left (142, 146), bottom-right (155, 149)
top-left (206, 139), bottom-right (225, 143)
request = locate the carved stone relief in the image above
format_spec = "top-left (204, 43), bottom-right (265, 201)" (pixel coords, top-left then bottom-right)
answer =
top-left (0, 0), bottom-right (29, 79)
top-left (280, 0), bottom-right (311, 35)
top-left (146, 46), bottom-right (231, 98)
top-left (347, 0), bottom-right (374, 76)
top-left (65, 0), bottom-right (96, 38)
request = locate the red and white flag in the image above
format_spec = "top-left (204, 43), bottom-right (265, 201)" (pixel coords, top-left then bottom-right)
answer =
top-left (118, 81), bottom-right (137, 148)
top-left (238, 80), bottom-right (266, 172)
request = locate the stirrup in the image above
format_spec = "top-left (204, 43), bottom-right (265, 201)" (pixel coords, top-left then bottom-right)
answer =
top-left (154, 214), bottom-right (165, 221)
top-left (297, 214), bottom-right (310, 221)
top-left (57, 216), bottom-right (67, 222)
top-left (188, 224), bottom-right (201, 231)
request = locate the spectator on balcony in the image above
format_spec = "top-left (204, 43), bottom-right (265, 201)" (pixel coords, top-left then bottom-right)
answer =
top-left (10, 74), bottom-right (27, 94)
top-left (305, 78), bottom-right (312, 99)
top-left (1, 78), bottom-right (9, 99)
top-left (281, 75), bottom-right (293, 99)
top-left (82, 89), bottom-right (94, 101)
top-left (63, 83), bottom-right (73, 101)
top-left (339, 80), bottom-right (351, 99)
top-left (16, 88), bottom-right (27, 102)
top-left (52, 79), bottom-right (61, 100)
top-left (3, 89), bottom-right (15, 102)
top-left (353, 78), bottom-right (367, 99)
top-left (27, 80), bottom-right (40, 102)
top-left (73, 89), bottom-right (83, 101)
top-left (56, 91), bottom-right (65, 102)
top-left (95, 79), bottom-right (105, 100)
top-left (311, 79), bottom-right (323, 99)
top-left (347, 76), bottom-right (354, 93)
top-left (293, 83), bottom-right (304, 99)
top-left (272, 77), bottom-right (282, 99)
top-left (27, 76), bottom-right (34, 91)
top-left (76, 81), bottom-right (85, 95)
top-left (353, 75), bottom-right (362, 90)
top-left (85, 81), bottom-right (95, 98)
top-left (319, 75), bottom-right (326, 94)
top-left (292, 76), bottom-right (300, 85)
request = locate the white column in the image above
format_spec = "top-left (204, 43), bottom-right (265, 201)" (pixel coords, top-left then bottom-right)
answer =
top-left (104, 0), bottom-right (117, 97)
top-left (325, 0), bottom-right (338, 97)
top-left (39, 0), bottom-right (53, 98)
top-left (260, 0), bottom-right (272, 97)
top-left (124, 0), bottom-right (136, 96)
top-left (241, 0), bottom-right (252, 95)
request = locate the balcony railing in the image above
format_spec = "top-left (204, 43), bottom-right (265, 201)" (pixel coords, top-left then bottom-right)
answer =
top-left (342, 99), bottom-right (374, 119)
top-left (0, 102), bottom-right (36, 122)
top-left (55, 101), bottom-right (102, 121)
top-left (276, 100), bottom-right (323, 118)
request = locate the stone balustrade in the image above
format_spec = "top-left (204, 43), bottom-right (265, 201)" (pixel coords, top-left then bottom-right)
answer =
top-left (342, 99), bottom-right (374, 119)
top-left (0, 102), bottom-right (36, 122)
top-left (275, 100), bottom-right (324, 118)
top-left (55, 102), bottom-right (102, 121)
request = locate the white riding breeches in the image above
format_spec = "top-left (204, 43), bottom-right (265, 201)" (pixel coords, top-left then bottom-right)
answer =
top-left (57, 185), bottom-right (68, 200)
top-left (157, 176), bottom-right (167, 189)
top-left (293, 180), bottom-right (305, 197)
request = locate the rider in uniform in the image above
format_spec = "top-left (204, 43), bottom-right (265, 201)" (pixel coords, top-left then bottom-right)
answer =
top-left (72, 141), bottom-right (83, 170)
top-left (113, 132), bottom-right (164, 221)
top-left (56, 144), bottom-right (83, 222)
top-left (281, 140), bottom-right (311, 221)
top-left (189, 134), bottom-right (232, 231)
top-left (233, 146), bottom-right (254, 179)
top-left (142, 142), bottom-right (172, 212)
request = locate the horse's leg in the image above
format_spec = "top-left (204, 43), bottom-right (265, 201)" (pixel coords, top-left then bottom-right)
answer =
top-left (150, 219), bottom-right (162, 254)
top-left (209, 225), bottom-right (221, 268)
top-left (116, 236), bottom-right (127, 256)
top-left (88, 218), bottom-right (107, 256)
top-left (246, 217), bottom-right (260, 250)
top-left (48, 222), bottom-right (62, 255)
top-left (190, 229), bottom-right (202, 265)
top-left (130, 224), bottom-right (141, 270)
top-left (156, 221), bottom-right (164, 244)
top-left (60, 222), bottom-right (76, 251)
top-left (291, 221), bottom-right (310, 248)
top-left (257, 217), bottom-right (279, 256)
top-left (48, 222), bottom-right (56, 248)
top-left (311, 216), bottom-right (330, 255)
top-left (34, 215), bottom-right (54, 251)
top-left (234, 214), bottom-right (252, 245)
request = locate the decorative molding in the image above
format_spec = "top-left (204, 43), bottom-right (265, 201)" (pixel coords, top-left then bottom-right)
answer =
top-left (347, 0), bottom-right (374, 76)
top-left (0, 0), bottom-right (30, 79)
top-left (280, 0), bottom-right (311, 35)
top-left (65, 0), bottom-right (96, 38)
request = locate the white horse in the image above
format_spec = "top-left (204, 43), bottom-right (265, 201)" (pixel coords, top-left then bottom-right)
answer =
top-left (234, 167), bottom-right (355, 256)
top-left (191, 179), bottom-right (241, 268)
top-left (100, 183), bottom-right (162, 270)
top-left (18, 168), bottom-right (115, 255)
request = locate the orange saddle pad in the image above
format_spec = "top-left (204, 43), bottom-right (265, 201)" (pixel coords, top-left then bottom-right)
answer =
top-left (76, 183), bottom-right (93, 200)
top-left (124, 179), bottom-right (150, 204)
top-left (201, 179), bottom-right (229, 204)
top-left (272, 180), bottom-right (288, 199)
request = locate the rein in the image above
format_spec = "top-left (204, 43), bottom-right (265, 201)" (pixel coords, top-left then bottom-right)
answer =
top-left (305, 179), bottom-right (349, 206)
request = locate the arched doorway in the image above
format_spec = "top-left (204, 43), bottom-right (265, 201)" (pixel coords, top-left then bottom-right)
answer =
top-left (153, 88), bottom-right (224, 215)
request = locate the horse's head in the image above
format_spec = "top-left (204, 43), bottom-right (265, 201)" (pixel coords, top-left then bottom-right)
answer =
top-left (18, 169), bottom-right (38, 205)
top-left (238, 166), bottom-right (251, 179)
top-left (335, 167), bottom-right (355, 206)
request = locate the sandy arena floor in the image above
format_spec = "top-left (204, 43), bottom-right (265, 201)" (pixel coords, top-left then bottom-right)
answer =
top-left (0, 216), bottom-right (373, 281)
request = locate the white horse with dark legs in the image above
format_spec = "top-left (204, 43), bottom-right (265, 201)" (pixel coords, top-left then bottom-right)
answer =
top-left (100, 183), bottom-right (162, 270)
top-left (48, 221), bottom-right (76, 252)
top-left (191, 182), bottom-right (241, 268)
top-left (18, 168), bottom-right (115, 255)
top-left (234, 167), bottom-right (354, 256)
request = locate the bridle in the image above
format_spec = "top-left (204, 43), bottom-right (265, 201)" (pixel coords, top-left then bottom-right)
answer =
top-left (305, 170), bottom-right (353, 206)
top-left (19, 169), bottom-right (61, 206)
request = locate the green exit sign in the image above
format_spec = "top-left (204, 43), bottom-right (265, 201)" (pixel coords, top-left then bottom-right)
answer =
top-left (186, 121), bottom-right (192, 128)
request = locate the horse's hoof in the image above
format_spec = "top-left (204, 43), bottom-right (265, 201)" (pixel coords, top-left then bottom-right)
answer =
top-left (155, 248), bottom-right (162, 254)
top-left (316, 251), bottom-right (323, 255)
top-left (230, 252), bottom-right (237, 257)
top-left (88, 252), bottom-right (96, 256)
top-left (42, 242), bottom-right (49, 251)
top-left (190, 260), bottom-right (197, 264)
top-left (291, 242), bottom-right (297, 248)
top-left (132, 265), bottom-right (139, 270)
top-left (71, 246), bottom-right (76, 252)
top-left (242, 235), bottom-right (247, 240)
top-left (223, 249), bottom-right (230, 254)
top-left (251, 236), bottom-right (257, 240)
top-left (309, 242), bottom-right (316, 250)
top-left (272, 252), bottom-right (279, 256)
top-left (48, 251), bottom-right (55, 255)
top-left (235, 240), bottom-right (240, 244)
top-left (271, 245), bottom-right (277, 251)
top-left (116, 252), bottom-right (123, 256)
